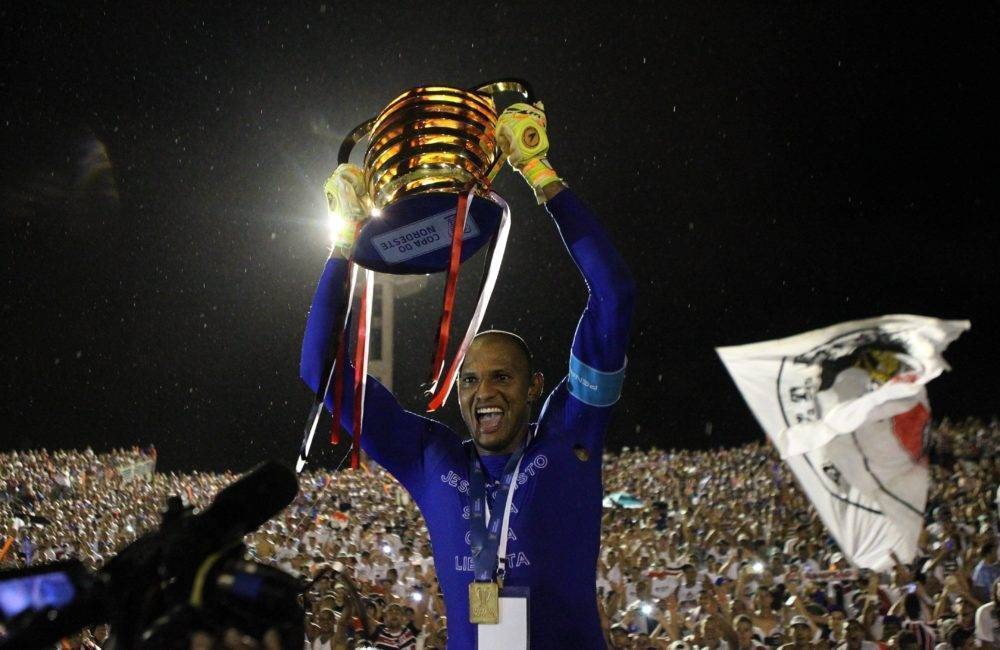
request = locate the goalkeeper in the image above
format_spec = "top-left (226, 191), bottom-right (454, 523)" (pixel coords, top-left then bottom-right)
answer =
top-left (302, 100), bottom-right (634, 648)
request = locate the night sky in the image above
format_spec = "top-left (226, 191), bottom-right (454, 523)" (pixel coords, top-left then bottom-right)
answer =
top-left (3, 3), bottom-right (998, 473)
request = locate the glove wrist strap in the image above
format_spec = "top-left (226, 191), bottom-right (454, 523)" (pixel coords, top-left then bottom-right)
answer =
top-left (330, 221), bottom-right (361, 255)
top-left (517, 157), bottom-right (563, 204)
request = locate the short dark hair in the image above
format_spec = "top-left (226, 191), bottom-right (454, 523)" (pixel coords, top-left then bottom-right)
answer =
top-left (469, 330), bottom-right (533, 372)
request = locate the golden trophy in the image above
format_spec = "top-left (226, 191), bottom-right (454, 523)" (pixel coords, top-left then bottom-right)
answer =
top-left (300, 80), bottom-right (534, 472)
top-left (338, 79), bottom-right (531, 274)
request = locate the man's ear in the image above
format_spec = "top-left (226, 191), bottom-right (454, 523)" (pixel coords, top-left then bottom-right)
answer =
top-left (528, 371), bottom-right (544, 402)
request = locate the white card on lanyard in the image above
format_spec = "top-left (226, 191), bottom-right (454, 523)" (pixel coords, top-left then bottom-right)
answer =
top-left (477, 586), bottom-right (529, 650)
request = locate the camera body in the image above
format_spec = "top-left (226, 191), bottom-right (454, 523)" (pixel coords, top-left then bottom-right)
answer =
top-left (0, 560), bottom-right (99, 643)
top-left (135, 557), bottom-right (305, 647)
top-left (0, 461), bottom-right (304, 649)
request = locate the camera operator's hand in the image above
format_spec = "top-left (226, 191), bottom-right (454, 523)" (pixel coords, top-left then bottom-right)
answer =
top-left (189, 627), bottom-right (282, 650)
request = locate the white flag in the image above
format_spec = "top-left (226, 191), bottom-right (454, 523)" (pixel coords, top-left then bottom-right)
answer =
top-left (717, 315), bottom-right (969, 571)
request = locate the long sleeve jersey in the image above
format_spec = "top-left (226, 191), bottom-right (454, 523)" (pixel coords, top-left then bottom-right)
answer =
top-left (301, 189), bottom-right (634, 649)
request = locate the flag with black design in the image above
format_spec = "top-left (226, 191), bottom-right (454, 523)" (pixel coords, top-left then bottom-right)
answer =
top-left (717, 315), bottom-right (969, 570)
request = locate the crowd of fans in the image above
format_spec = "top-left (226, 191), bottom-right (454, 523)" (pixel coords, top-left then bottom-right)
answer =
top-left (1, 417), bottom-right (997, 649)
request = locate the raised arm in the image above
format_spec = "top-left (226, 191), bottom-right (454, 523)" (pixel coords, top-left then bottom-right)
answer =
top-left (547, 187), bottom-right (635, 397)
top-left (299, 166), bottom-right (457, 492)
top-left (496, 102), bottom-right (635, 414)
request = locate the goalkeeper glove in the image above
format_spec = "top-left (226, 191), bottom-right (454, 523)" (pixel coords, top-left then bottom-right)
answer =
top-left (323, 163), bottom-right (373, 254)
top-left (496, 101), bottom-right (563, 203)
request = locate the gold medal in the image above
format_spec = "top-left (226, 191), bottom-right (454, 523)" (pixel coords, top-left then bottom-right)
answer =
top-left (469, 580), bottom-right (500, 624)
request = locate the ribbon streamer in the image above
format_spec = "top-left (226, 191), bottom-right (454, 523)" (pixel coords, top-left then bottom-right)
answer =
top-left (296, 261), bottom-right (359, 473)
top-left (427, 191), bottom-right (511, 411)
top-left (425, 185), bottom-right (476, 395)
top-left (351, 269), bottom-right (375, 469)
top-left (329, 263), bottom-right (360, 448)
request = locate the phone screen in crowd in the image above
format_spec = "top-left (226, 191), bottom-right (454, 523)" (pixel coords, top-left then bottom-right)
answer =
top-left (0, 570), bottom-right (77, 620)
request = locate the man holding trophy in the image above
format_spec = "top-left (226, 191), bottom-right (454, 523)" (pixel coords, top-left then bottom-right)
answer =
top-left (301, 99), bottom-right (634, 648)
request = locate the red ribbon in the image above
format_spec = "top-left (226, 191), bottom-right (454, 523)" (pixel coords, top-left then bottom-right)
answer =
top-left (328, 262), bottom-right (354, 447)
top-left (328, 224), bottom-right (363, 449)
top-left (426, 185), bottom-right (475, 405)
top-left (351, 274), bottom-right (370, 469)
top-left (426, 340), bottom-right (463, 412)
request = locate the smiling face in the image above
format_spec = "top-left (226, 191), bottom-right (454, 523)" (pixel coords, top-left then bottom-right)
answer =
top-left (736, 618), bottom-right (754, 646)
top-left (384, 603), bottom-right (405, 631)
top-left (829, 610), bottom-right (845, 635)
top-left (792, 624), bottom-right (812, 646)
top-left (458, 333), bottom-right (543, 454)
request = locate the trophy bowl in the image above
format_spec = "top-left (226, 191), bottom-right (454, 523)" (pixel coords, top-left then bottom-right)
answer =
top-left (339, 80), bottom-right (532, 274)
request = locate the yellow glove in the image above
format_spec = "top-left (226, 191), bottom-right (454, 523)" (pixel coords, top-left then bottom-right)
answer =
top-left (323, 163), bottom-right (373, 253)
top-left (496, 102), bottom-right (563, 203)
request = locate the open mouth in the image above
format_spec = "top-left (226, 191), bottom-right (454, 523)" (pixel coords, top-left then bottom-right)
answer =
top-left (474, 405), bottom-right (504, 435)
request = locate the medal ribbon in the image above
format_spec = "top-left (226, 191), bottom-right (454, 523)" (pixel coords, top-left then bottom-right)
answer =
top-left (466, 441), bottom-right (528, 583)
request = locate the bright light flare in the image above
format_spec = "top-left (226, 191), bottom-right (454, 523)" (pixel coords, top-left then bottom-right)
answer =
top-left (327, 211), bottom-right (351, 243)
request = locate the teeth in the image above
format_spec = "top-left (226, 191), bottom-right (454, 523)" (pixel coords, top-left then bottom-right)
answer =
top-left (475, 406), bottom-right (502, 416)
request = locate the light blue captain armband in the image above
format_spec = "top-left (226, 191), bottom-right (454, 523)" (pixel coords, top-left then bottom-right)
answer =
top-left (567, 352), bottom-right (626, 407)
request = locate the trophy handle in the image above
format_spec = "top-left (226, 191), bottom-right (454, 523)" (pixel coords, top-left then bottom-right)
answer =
top-left (338, 117), bottom-right (377, 165)
top-left (470, 79), bottom-right (535, 181)
top-left (470, 78), bottom-right (535, 104)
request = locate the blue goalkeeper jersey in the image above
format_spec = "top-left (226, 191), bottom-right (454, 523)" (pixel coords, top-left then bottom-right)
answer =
top-left (301, 189), bottom-right (634, 649)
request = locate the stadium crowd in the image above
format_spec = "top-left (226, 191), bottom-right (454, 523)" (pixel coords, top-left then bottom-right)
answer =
top-left (1, 417), bottom-right (997, 649)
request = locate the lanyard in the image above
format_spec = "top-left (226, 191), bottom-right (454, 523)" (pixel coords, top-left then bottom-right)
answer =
top-left (466, 439), bottom-right (528, 583)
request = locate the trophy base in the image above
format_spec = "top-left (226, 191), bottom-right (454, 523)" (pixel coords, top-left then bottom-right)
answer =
top-left (353, 192), bottom-right (503, 275)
